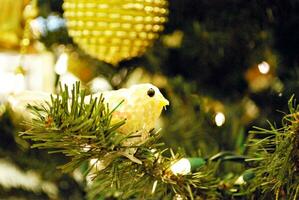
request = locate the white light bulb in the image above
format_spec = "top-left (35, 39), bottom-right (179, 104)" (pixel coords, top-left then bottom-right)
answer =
top-left (258, 61), bottom-right (270, 74)
top-left (234, 175), bottom-right (245, 185)
top-left (90, 77), bottom-right (112, 93)
top-left (14, 74), bottom-right (26, 93)
top-left (89, 158), bottom-right (98, 166)
top-left (0, 72), bottom-right (25, 94)
top-left (215, 112), bottom-right (225, 127)
top-left (55, 53), bottom-right (68, 75)
top-left (170, 158), bottom-right (191, 175)
top-left (60, 73), bottom-right (79, 88)
top-left (0, 72), bottom-right (14, 94)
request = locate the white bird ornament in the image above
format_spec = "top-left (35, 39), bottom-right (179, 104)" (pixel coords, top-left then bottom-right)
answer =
top-left (7, 83), bottom-right (169, 142)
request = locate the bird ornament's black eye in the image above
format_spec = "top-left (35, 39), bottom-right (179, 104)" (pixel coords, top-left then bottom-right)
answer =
top-left (147, 88), bottom-right (155, 97)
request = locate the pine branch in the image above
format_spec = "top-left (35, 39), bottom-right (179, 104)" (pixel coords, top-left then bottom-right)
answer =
top-left (21, 82), bottom-right (126, 172)
top-left (246, 96), bottom-right (299, 199)
top-left (21, 82), bottom-right (219, 199)
top-left (87, 150), bottom-right (218, 199)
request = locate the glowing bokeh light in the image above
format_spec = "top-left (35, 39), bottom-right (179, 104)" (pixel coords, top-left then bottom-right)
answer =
top-left (215, 112), bottom-right (225, 127)
top-left (258, 61), bottom-right (270, 74)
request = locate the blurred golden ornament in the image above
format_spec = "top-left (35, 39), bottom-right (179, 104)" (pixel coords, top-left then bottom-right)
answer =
top-left (63, 0), bottom-right (168, 65)
top-left (0, 0), bottom-right (24, 49)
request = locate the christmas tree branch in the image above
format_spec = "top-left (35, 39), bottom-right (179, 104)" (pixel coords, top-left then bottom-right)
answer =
top-left (21, 82), bottom-right (126, 172)
top-left (246, 96), bottom-right (299, 199)
top-left (21, 82), bottom-right (218, 199)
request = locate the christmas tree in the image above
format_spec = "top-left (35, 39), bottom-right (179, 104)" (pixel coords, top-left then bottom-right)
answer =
top-left (0, 0), bottom-right (298, 199)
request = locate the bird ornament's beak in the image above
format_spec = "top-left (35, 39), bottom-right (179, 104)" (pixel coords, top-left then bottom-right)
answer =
top-left (160, 98), bottom-right (169, 110)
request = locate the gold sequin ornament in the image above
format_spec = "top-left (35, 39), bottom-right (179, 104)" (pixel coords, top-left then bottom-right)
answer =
top-left (0, 0), bottom-right (23, 49)
top-left (63, 0), bottom-right (168, 65)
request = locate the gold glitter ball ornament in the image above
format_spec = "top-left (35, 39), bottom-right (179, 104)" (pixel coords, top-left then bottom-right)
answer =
top-left (63, 0), bottom-right (169, 65)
